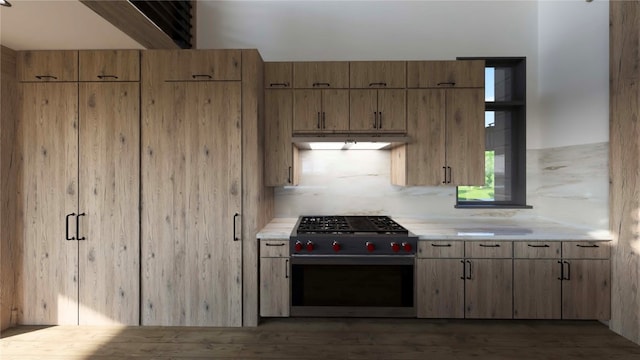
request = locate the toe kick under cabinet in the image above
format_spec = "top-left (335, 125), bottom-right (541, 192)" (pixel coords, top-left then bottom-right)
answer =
top-left (417, 240), bottom-right (611, 320)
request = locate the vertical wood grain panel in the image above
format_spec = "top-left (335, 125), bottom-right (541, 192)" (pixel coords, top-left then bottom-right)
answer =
top-left (610, 0), bottom-right (640, 344)
top-left (465, 259), bottom-right (512, 319)
top-left (259, 257), bottom-right (289, 317)
top-left (563, 260), bottom-right (611, 320)
top-left (513, 259), bottom-right (561, 319)
top-left (78, 82), bottom-right (139, 325)
top-left (416, 258), bottom-right (464, 318)
top-left (264, 90), bottom-right (294, 186)
top-left (20, 82), bottom-right (78, 325)
top-left (1, 46), bottom-right (22, 331)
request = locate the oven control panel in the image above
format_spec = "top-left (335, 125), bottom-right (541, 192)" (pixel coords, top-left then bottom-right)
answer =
top-left (290, 237), bottom-right (418, 256)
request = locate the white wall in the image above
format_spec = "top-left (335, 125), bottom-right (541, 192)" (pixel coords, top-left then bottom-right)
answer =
top-left (537, 0), bottom-right (609, 148)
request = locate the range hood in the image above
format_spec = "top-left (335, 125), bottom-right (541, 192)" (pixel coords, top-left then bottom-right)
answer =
top-left (293, 135), bottom-right (410, 150)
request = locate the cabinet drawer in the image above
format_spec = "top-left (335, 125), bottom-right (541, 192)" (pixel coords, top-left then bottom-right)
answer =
top-left (79, 50), bottom-right (139, 81)
top-left (350, 61), bottom-right (406, 88)
top-left (407, 60), bottom-right (484, 88)
top-left (265, 62), bottom-right (292, 88)
top-left (418, 241), bottom-right (463, 258)
top-left (465, 241), bottom-right (512, 258)
top-left (293, 62), bottom-right (349, 88)
top-left (514, 242), bottom-right (561, 259)
top-left (142, 50), bottom-right (241, 82)
top-left (17, 50), bottom-right (78, 82)
top-left (260, 240), bottom-right (290, 257)
top-left (562, 241), bottom-right (610, 259)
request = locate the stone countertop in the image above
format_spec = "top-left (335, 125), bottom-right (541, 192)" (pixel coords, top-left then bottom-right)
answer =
top-left (256, 217), bottom-right (612, 241)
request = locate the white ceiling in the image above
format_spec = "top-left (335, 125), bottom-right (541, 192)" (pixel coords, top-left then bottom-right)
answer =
top-left (0, 0), bottom-right (143, 50)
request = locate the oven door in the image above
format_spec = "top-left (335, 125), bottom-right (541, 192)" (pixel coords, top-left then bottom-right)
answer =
top-left (290, 256), bottom-right (415, 317)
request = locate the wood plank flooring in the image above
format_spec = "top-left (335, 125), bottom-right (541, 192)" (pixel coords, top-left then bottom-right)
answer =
top-left (2, 318), bottom-right (640, 359)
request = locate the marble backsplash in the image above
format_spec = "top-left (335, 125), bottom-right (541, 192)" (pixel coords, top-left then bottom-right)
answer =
top-left (274, 142), bottom-right (609, 230)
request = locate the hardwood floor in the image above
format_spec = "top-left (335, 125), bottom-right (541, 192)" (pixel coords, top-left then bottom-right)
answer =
top-left (2, 318), bottom-right (639, 359)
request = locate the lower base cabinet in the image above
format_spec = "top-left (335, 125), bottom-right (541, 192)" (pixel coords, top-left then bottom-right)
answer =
top-left (513, 259), bottom-right (562, 319)
top-left (465, 259), bottom-right (513, 319)
top-left (561, 259), bottom-right (610, 320)
top-left (259, 240), bottom-right (290, 317)
top-left (416, 259), bottom-right (464, 318)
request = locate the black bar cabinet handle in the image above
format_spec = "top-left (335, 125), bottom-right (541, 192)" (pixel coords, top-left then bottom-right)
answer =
top-left (442, 166), bottom-right (447, 184)
top-left (35, 75), bottom-right (58, 80)
top-left (576, 244), bottom-right (599, 248)
top-left (317, 112), bottom-right (321, 129)
top-left (322, 112), bottom-right (326, 129)
top-left (76, 213), bottom-right (86, 241)
top-left (233, 213), bottom-right (240, 241)
top-left (431, 243), bottom-right (452, 247)
top-left (312, 82), bottom-right (330, 87)
top-left (437, 82), bottom-right (456, 86)
top-left (378, 112), bottom-right (383, 129)
top-left (269, 82), bottom-right (290, 87)
top-left (287, 166), bottom-right (292, 184)
top-left (265, 243), bottom-right (286, 247)
top-left (447, 166), bottom-right (452, 184)
top-left (192, 74), bottom-right (213, 79)
top-left (285, 259), bottom-right (289, 279)
top-left (564, 261), bottom-right (571, 280)
top-left (66, 213), bottom-right (76, 241)
top-left (557, 260), bottom-right (564, 280)
top-left (368, 82), bottom-right (387, 87)
top-left (97, 75), bottom-right (119, 80)
top-left (466, 260), bottom-right (472, 280)
top-left (528, 244), bottom-right (550, 248)
top-left (373, 112), bottom-right (377, 129)
top-left (460, 259), bottom-right (466, 280)
top-left (479, 244), bottom-right (500, 248)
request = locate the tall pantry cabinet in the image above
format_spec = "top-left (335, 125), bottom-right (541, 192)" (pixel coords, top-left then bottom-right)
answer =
top-left (17, 50), bottom-right (140, 325)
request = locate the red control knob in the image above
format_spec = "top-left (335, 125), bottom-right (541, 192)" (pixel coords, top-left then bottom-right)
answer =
top-left (366, 242), bottom-right (375, 252)
top-left (391, 242), bottom-right (400, 253)
top-left (332, 241), bottom-right (341, 252)
top-left (294, 241), bottom-right (303, 252)
top-left (306, 241), bottom-right (315, 252)
top-left (402, 242), bottom-right (413, 252)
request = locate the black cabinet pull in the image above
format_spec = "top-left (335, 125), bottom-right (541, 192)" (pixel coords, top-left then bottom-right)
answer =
top-left (76, 213), bottom-right (86, 241)
top-left (317, 112), bottom-right (321, 129)
top-left (269, 82), bottom-right (290, 87)
top-left (564, 261), bottom-right (571, 280)
top-left (460, 259), bottom-right (466, 280)
top-left (285, 259), bottom-right (290, 279)
top-left (431, 243), bottom-right (452, 247)
top-left (466, 260), bottom-right (472, 280)
top-left (479, 244), bottom-right (500, 247)
top-left (65, 213), bottom-right (76, 241)
top-left (287, 166), bottom-right (292, 184)
top-left (372, 112), bottom-right (377, 129)
top-left (35, 75), bottom-right (58, 80)
top-left (233, 213), bottom-right (240, 241)
top-left (576, 244), bottom-right (599, 248)
top-left (312, 82), bottom-right (330, 87)
top-left (442, 166), bottom-right (447, 184)
top-left (97, 75), bottom-right (119, 80)
top-left (528, 244), bottom-right (550, 248)
top-left (192, 74), bottom-right (213, 79)
top-left (265, 243), bottom-right (286, 247)
top-left (437, 82), bottom-right (456, 87)
top-left (322, 112), bottom-right (326, 129)
top-left (369, 82), bottom-right (387, 87)
top-left (378, 112), bottom-right (383, 129)
top-left (557, 260), bottom-right (564, 280)
top-left (447, 166), bottom-right (452, 184)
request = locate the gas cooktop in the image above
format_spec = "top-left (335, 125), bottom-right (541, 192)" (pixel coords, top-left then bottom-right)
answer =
top-left (294, 215), bottom-right (408, 235)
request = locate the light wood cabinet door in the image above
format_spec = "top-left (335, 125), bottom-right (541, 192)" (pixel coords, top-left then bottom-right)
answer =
top-left (349, 61), bottom-right (406, 88)
top-left (445, 88), bottom-right (485, 186)
top-left (465, 259), bottom-right (513, 319)
top-left (293, 62), bottom-right (349, 88)
top-left (416, 259), bottom-right (464, 318)
top-left (293, 90), bottom-right (322, 132)
top-left (321, 90), bottom-right (349, 132)
top-left (407, 60), bottom-right (484, 88)
top-left (142, 81), bottom-right (242, 326)
top-left (259, 257), bottom-right (290, 317)
top-left (349, 90), bottom-right (377, 131)
top-left (265, 90), bottom-right (298, 186)
top-left (377, 90), bottom-right (406, 132)
top-left (395, 89), bottom-right (445, 186)
top-left (17, 50), bottom-right (78, 82)
top-left (79, 50), bottom-right (140, 81)
top-left (20, 83), bottom-right (79, 325)
top-left (265, 62), bottom-right (292, 88)
top-left (78, 82), bottom-right (140, 325)
top-left (513, 260), bottom-right (562, 319)
top-left (142, 50), bottom-right (241, 82)
top-left (562, 260), bottom-right (611, 320)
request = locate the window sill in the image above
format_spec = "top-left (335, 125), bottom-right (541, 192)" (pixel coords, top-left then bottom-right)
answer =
top-left (454, 204), bottom-right (533, 209)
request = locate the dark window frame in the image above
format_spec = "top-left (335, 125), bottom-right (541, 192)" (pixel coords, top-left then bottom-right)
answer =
top-left (455, 57), bottom-right (531, 209)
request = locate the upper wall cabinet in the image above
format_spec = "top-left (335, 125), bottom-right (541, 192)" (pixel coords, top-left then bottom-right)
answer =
top-left (17, 50), bottom-right (78, 82)
top-left (292, 62), bottom-right (349, 89)
top-left (407, 60), bottom-right (484, 88)
top-left (79, 50), bottom-right (140, 82)
top-left (350, 61), bottom-right (406, 89)
top-left (142, 50), bottom-right (241, 82)
top-left (265, 62), bottom-right (292, 88)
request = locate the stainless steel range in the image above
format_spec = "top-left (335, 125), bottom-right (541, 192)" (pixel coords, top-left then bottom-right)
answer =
top-left (289, 215), bottom-right (418, 317)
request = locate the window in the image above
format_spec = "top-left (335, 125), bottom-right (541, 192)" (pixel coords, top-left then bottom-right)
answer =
top-left (456, 58), bottom-right (530, 208)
